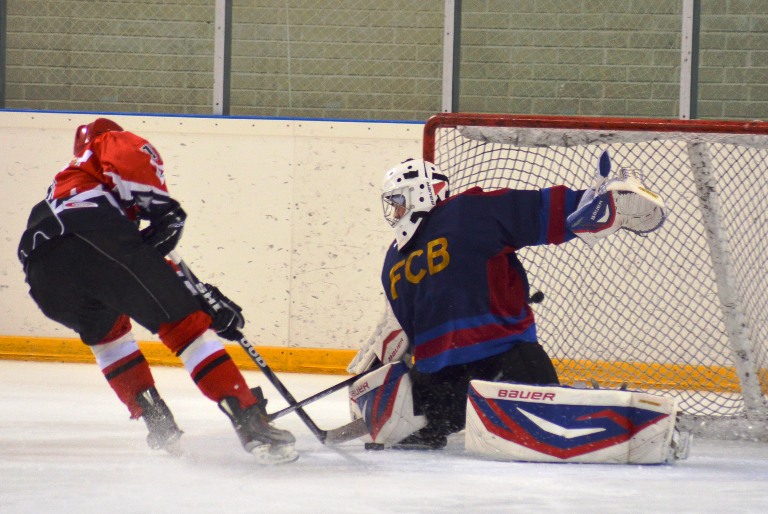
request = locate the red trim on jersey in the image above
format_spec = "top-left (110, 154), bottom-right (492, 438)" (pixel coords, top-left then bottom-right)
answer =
top-left (547, 185), bottom-right (567, 244)
top-left (414, 311), bottom-right (535, 361)
top-left (487, 248), bottom-right (526, 318)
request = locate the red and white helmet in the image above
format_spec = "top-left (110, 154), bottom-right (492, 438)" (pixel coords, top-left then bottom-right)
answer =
top-left (382, 159), bottom-right (449, 249)
top-left (73, 118), bottom-right (124, 155)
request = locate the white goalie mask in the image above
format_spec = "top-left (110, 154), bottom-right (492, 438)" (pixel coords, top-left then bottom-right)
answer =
top-left (382, 159), bottom-right (449, 249)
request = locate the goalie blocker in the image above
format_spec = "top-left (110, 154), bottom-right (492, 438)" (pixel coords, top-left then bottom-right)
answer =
top-left (466, 381), bottom-right (690, 464)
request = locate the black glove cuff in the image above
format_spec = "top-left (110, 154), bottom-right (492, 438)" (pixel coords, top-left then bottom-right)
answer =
top-left (142, 204), bottom-right (186, 255)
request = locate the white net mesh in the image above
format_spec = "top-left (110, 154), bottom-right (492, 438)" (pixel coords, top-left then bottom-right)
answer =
top-left (425, 114), bottom-right (768, 439)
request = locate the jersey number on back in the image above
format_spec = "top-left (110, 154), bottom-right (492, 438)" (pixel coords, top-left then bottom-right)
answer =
top-left (141, 143), bottom-right (165, 185)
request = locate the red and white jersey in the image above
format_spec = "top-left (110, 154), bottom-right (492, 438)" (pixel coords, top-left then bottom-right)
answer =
top-left (50, 130), bottom-right (173, 222)
top-left (18, 130), bottom-right (180, 264)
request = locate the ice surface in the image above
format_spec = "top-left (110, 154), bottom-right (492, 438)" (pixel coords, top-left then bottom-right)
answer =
top-left (2, 360), bottom-right (767, 514)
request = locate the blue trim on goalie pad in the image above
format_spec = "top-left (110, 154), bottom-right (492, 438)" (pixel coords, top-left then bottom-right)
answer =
top-left (467, 386), bottom-right (670, 459)
top-left (357, 362), bottom-right (409, 440)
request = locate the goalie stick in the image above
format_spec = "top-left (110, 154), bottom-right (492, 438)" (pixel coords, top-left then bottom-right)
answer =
top-left (267, 366), bottom-right (379, 421)
top-left (167, 251), bottom-right (368, 445)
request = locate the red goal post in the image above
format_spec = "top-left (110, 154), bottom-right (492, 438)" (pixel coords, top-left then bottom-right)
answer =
top-left (423, 113), bottom-right (768, 439)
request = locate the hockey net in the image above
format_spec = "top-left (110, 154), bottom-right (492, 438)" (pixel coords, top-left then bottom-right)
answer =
top-left (423, 113), bottom-right (768, 440)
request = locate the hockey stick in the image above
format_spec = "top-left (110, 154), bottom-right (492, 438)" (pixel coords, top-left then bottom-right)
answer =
top-left (233, 332), bottom-right (368, 444)
top-left (167, 251), bottom-right (368, 445)
top-left (267, 366), bottom-right (380, 421)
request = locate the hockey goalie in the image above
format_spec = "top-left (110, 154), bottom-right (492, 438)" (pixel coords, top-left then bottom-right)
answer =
top-left (346, 153), bottom-right (688, 463)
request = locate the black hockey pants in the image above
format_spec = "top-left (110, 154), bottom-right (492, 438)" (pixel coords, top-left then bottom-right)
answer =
top-left (23, 229), bottom-right (200, 345)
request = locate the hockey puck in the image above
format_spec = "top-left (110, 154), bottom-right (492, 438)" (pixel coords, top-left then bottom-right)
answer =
top-left (364, 442), bottom-right (385, 451)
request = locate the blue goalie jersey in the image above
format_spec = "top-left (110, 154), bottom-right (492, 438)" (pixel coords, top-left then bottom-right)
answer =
top-left (382, 186), bottom-right (584, 374)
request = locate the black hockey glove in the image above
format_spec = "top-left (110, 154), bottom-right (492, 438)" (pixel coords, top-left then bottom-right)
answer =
top-left (199, 283), bottom-right (245, 341)
top-left (141, 204), bottom-right (187, 256)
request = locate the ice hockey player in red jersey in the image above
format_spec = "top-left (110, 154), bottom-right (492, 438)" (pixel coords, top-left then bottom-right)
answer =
top-left (348, 157), bottom-right (666, 450)
top-left (17, 118), bottom-right (297, 464)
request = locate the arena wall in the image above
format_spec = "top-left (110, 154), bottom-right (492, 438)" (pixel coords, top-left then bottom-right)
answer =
top-left (0, 111), bottom-right (423, 372)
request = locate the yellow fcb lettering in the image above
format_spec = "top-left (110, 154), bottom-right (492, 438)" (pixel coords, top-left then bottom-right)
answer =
top-left (389, 261), bottom-right (405, 300)
top-left (389, 237), bottom-right (450, 300)
top-left (427, 237), bottom-right (450, 274)
top-left (406, 250), bottom-right (426, 283)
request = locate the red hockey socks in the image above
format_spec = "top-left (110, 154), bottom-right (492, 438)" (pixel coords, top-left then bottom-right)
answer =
top-left (159, 312), bottom-right (256, 409)
top-left (90, 317), bottom-right (154, 418)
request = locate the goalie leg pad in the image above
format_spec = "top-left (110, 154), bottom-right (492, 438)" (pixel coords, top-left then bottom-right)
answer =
top-left (348, 362), bottom-right (427, 446)
top-left (465, 381), bottom-right (683, 464)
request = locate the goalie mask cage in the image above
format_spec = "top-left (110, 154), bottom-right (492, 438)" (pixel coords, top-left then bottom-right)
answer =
top-left (423, 113), bottom-right (768, 440)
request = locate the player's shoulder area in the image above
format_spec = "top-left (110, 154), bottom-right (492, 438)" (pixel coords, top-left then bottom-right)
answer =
top-left (99, 129), bottom-right (152, 148)
top-left (434, 186), bottom-right (543, 221)
top-left (442, 186), bottom-right (518, 205)
top-left (431, 187), bottom-right (518, 221)
top-left (96, 130), bottom-right (162, 162)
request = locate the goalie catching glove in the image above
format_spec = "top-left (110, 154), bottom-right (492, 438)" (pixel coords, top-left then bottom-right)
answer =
top-left (567, 151), bottom-right (667, 247)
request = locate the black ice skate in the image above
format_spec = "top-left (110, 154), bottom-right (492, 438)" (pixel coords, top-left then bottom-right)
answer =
top-left (136, 387), bottom-right (183, 456)
top-left (218, 389), bottom-right (298, 464)
top-left (391, 427), bottom-right (447, 450)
